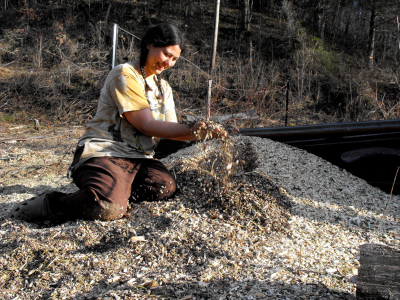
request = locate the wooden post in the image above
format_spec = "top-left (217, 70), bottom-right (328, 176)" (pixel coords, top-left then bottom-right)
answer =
top-left (206, 0), bottom-right (220, 121)
top-left (356, 243), bottom-right (400, 299)
top-left (285, 81), bottom-right (289, 126)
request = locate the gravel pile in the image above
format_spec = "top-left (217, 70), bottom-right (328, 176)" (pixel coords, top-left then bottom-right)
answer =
top-left (0, 125), bottom-right (399, 299)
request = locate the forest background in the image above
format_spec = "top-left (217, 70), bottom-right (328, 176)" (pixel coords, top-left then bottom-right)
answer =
top-left (0, 0), bottom-right (400, 129)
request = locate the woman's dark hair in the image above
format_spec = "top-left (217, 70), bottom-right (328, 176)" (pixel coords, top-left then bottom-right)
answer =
top-left (139, 23), bottom-right (186, 96)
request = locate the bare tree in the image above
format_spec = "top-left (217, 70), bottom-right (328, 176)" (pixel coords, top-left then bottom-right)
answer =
top-left (357, 0), bottom-right (399, 68)
top-left (292, 0), bottom-right (400, 67)
top-left (367, 3), bottom-right (376, 69)
top-left (241, 0), bottom-right (253, 32)
top-left (29, 0), bottom-right (37, 9)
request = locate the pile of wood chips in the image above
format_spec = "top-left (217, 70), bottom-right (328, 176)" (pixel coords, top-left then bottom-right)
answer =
top-left (0, 124), bottom-right (399, 299)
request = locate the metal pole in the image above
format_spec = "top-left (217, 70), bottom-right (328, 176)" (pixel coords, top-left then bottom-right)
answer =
top-left (111, 23), bottom-right (118, 69)
top-left (206, 0), bottom-right (220, 121)
top-left (210, 0), bottom-right (220, 71)
top-left (206, 80), bottom-right (212, 120)
top-left (285, 81), bottom-right (289, 126)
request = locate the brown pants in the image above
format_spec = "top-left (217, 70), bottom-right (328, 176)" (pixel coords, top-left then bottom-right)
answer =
top-left (46, 157), bottom-right (176, 222)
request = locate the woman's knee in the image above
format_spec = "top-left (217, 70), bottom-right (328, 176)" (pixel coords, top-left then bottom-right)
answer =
top-left (86, 200), bottom-right (127, 221)
top-left (83, 187), bottom-right (128, 221)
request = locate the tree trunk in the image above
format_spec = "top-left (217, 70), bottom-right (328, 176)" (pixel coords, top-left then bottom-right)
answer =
top-left (184, 0), bottom-right (193, 25)
top-left (311, 1), bottom-right (325, 38)
top-left (157, 0), bottom-right (164, 18)
top-left (317, 9), bottom-right (325, 39)
top-left (241, 0), bottom-right (253, 32)
top-left (397, 15), bottom-right (400, 62)
top-left (29, 0), bottom-right (36, 9)
top-left (253, 0), bottom-right (261, 12)
top-left (367, 6), bottom-right (376, 69)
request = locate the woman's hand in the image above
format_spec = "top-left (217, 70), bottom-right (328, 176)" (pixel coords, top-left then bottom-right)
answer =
top-left (191, 120), bottom-right (229, 139)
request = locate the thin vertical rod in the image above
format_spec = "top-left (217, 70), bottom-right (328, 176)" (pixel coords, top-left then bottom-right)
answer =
top-left (285, 81), bottom-right (289, 126)
top-left (210, 0), bottom-right (220, 71)
top-left (112, 23), bottom-right (118, 69)
top-left (207, 0), bottom-right (221, 120)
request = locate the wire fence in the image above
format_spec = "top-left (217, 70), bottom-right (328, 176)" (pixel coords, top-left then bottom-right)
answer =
top-left (111, 24), bottom-right (292, 128)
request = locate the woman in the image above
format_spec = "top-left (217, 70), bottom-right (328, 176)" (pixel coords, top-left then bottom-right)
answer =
top-left (8, 23), bottom-right (227, 223)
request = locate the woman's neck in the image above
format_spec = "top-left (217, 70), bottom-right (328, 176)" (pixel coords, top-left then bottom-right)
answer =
top-left (133, 60), bottom-right (154, 79)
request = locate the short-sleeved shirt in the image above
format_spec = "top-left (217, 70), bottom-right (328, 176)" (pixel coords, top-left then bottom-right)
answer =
top-left (69, 63), bottom-right (178, 173)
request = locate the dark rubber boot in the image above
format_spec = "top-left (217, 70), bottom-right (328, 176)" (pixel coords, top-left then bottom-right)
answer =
top-left (7, 192), bottom-right (55, 222)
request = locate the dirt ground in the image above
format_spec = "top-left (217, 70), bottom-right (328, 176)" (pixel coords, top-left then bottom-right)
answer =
top-left (0, 122), bottom-right (399, 299)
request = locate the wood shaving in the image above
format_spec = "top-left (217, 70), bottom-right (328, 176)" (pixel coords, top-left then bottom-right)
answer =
top-left (0, 125), bottom-right (399, 299)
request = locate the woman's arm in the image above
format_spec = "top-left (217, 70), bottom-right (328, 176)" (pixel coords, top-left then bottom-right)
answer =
top-left (123, 109), bottom-right (227, 141)
top-left (124, 109), bottom-right (195, 141)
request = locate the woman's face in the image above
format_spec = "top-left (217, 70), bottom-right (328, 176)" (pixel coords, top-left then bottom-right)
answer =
top-left (145, 44), bottom-right (181, 77)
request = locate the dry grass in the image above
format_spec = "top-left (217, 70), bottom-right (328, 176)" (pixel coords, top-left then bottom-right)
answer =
top-left (0, 123), bottom-right (399, 299)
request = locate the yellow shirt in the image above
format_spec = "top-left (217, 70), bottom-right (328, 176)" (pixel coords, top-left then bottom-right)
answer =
top-left (70, 63), bottom-right (177, 172)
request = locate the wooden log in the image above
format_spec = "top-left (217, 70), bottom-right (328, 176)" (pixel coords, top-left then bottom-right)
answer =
top-left (356, 243), bottom-right (400, 300)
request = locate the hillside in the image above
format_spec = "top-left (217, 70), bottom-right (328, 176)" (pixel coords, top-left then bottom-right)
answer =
top-left (1, 0), bottom-right (399, 128)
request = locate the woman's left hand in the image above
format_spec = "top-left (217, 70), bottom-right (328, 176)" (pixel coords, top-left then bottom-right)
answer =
top-left (192, 120), bottom-right (229, 139)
